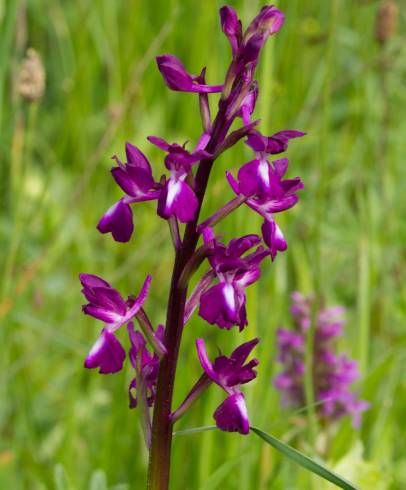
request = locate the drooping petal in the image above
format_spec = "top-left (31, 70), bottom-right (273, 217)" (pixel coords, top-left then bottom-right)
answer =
top-left (261, 219), bottom-right (287, 260)
top-left (97, 199), bottom-right (134, 242)
top-left (157, 179), bottom-right (198, 223)
top-left (199, 283), bottom-right (243, 330)
top-left (214, 392), bottom-right (250, 435)
top-left (84, 329), bottom-right (126, 374)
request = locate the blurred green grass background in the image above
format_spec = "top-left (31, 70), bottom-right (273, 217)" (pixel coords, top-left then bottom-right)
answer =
top-left (1, 0), bottom-right (405, 488)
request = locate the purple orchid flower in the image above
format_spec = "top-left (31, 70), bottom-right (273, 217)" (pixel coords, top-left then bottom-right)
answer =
top-left (156, 55), bottom-right (224, 93)
top-left (220, 6), bottom-right (242, 56)
top-left (223, 5), bottom-right (285, 85)
top-left (273, 293), bottom-right (369, 428)
top-left (97, 143), bottom-right (161, 242)
top-left (227, 158), bottom-right (303, 259)
top-left (148, 136), bottom-right (210, 222)
top-left (80, 273), bottom-right (151, 374)
top-left (196, 338), bottom-right (259, 434)
top-left (198, 228), bottom-right (268, 330)
top-left (246, 129), bottom-right (305, 155)
top-left (128, 323), bottom-right (164, 408)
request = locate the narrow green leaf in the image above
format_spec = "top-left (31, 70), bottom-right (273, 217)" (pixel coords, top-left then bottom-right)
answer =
top-left (173, 425), bottom-right (217, 437)
top-left (251, 427), bottom-right (359, 490)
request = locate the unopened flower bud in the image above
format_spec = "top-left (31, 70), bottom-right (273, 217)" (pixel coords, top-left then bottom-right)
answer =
top-left (17, 48), bottom-right (45, 102)
top-left (375, 0), bottom-right (398, 45)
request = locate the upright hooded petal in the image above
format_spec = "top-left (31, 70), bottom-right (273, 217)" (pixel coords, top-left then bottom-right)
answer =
top-left (246, 130), bottom-right (305, 155)
top-left (214, 392), bottom-right (250, 434)
top-left (245, 5), bottom-right (285, 40)
top-left (125, 142), bottom-right (151, 170)
top-left (220, 6), bottom-right (241, 55)
top-left (97, 199), bottom-right (134, 242)
top-left (156, 54), bottom-right (223, 93)
top-left (84, 329), bottom-right (126, 374)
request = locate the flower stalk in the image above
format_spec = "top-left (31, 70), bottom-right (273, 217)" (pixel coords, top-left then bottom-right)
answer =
top-left (78, 5), bottom-right (306, 490)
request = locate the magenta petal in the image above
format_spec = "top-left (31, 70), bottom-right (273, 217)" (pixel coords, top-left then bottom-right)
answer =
top-left (219, 6), bottom-right (240, 54)
top-left (156, 54), bottom-right (194, 92)
top-left (199, 283), bottom-right (240, 329)
top-left (79, 274), bottom-right (111, 289)
top-left (147, 135), bottom-right (171, 151)
top-left (126, 275), bottom-right (152, 318)
top-left (214, 393), bottom-right (250, 435)
top-left (238, 159), bottom-right (271, 196)
top-left (97, 200), bottom-right (134, 242)
top-left (82, 286), bottom-right (127, 315)
top-left (230, 338), bottom-right (260, 366)
top-left (196, 338), bottom-right (220, 385)
top-left (262, 219), bottom-right (287, 260)
top-left (82, 305), bottom-right (123, 324)
top-left (112, 166), bottom-right (154, 197)
top-left (125, 142), bottom-right (150, 171)
top-left (84, 329), bottom-right (126, 374)
top-left (246, 5), bottom-right (285, 39)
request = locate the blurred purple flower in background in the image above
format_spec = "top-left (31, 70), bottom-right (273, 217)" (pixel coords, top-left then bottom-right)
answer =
top-left (273, 292), bottom-right (369, 427)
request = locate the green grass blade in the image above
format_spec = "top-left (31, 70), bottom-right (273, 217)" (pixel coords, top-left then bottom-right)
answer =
top-left (251, 427), bottom-right (359, 490)
top-left (173, 425), bottom-right (217, 437)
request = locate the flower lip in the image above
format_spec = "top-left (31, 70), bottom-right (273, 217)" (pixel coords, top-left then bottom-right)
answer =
top-left (246, 129), bottom-right (305, 155)
top-left (199, 229), bottom-right (266, 329)
top-left (196, 337), bottom-right (259, 391)
top-left (84, 328), bottom-right (126, 374)
top-left (97, 199), bottom-right (134, 243)
top-left (214, 392), bottom-right (250, 434)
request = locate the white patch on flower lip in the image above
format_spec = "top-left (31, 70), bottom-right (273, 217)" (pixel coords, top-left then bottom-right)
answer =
top-left (258, 159), bottom-right (270, 188)
top-left (105, 201), bottom-right (119, 216)
top-left (274, 222), bottom-right (285, 241)
top-left (235, 393), bottom-right (248, 421)
top-left (166, 179), bottom-right (181, 209)
top-left (223, 283), bottom-right (236, 312)
top-left (88, 334), bottom-right (106, 358)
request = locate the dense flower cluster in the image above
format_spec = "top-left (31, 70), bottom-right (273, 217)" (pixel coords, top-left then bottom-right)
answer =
top-left (80, 4), bottom-right (305, 438)
top-left (273, 293), bottom-right (369, 427)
